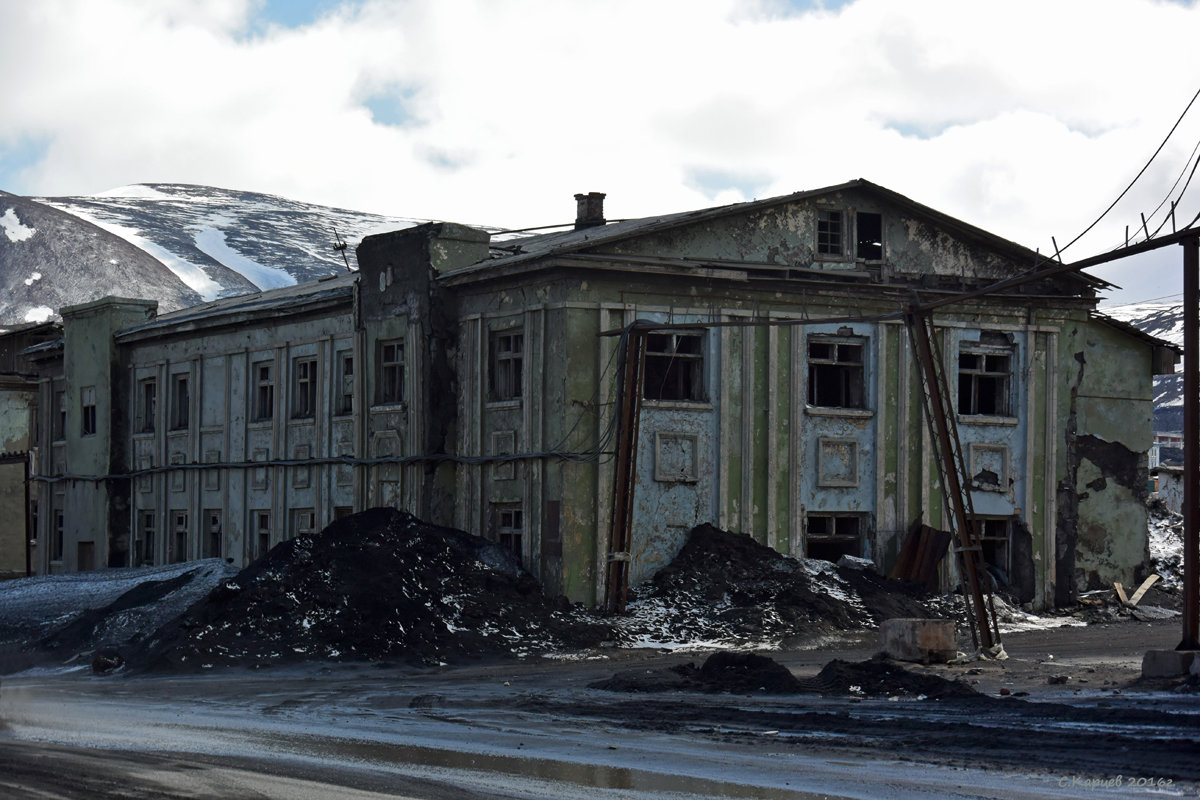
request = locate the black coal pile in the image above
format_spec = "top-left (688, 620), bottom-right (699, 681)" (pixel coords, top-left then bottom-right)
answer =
top-left (618, 524), bottom-right (940, 649)
top-left (128, 509), bottom-right (607, 672)
top-left (592, 651), bottom-right (804, 694)
top-left (800, 656), bottom-right (981, 699)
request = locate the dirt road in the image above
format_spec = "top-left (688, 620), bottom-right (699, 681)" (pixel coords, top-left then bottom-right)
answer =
top-left (0, 618), bottom-right (1196, 799)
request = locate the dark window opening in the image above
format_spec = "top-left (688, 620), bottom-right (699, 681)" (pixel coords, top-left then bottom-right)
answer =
top-left (52, 390), bottom-right (66, 441)
top-left (817, 209), bottom-right (843, 257)
top-left (958, 349), bottom-right (1011, 416)
top-left (644, 332), bottom-right (705, 402)
top-left (376, 339), bottom-right (404, 405)
top-left (255, 511), bottom-right (271, 559)
top-left (971, 518), bottom-right (1011, 590)
top-left (334, 505), bottom-right (354, 521)
top-left (139, 379), bottom-right (157, 433)
top-left (140, 511), bottom-right (155, 566)
top-left (254, 362), bottom-right (274, 421)
top-left (51, 509), bottom-right (64, 562)
top-left (171, 510), bottom-right (188, 563)
top-left (805, 514), bottom-right (863, 562)
top-left (204, 510), bottom-right (222, 559)
top-left (170, 375), bottom-right (190, 430)
top-left (292, 358), bottom-right (317, 419)
top-left (808, 338), bottom-right (865, 408)
top-left (80, 386), bottom-right (96, 437)
top-left (337, 352), bottom-right (354, 415)
top-left (489, 330), bottom-right (524, 401)
top-left (494, 504), bottom-right (523, 564)
top-left (856, 211), bottom-right (883, 260)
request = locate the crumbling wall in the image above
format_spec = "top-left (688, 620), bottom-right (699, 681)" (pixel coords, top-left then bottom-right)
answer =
top-left (1056, 320), bottom-right (1153, 602)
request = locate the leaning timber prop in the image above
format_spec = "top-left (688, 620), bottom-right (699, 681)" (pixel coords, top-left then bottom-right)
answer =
top-left (906, 306), bottom-right (1004, 656)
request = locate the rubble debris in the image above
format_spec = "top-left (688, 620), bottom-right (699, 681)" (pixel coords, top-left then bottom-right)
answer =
top-left (803, 657), bottom-right (982, 699)
top-left (127, 509), bottom-right (607, 672)
top-left (617, 523), bottom-right (942, 650)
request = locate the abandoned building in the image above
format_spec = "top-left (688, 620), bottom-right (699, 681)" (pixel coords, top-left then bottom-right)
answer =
top-left (9, 179), bottom-right (1177, 609)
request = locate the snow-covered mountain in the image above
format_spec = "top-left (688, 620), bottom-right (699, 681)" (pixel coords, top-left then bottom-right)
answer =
top-left (1, 183), bottom-right (423, 327)
top-left (1102, 300), bottom-right (1184, 433)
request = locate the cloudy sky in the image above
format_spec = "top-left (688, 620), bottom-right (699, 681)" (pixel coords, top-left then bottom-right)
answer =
top-left (3, 0), bottom-right (1199, 307)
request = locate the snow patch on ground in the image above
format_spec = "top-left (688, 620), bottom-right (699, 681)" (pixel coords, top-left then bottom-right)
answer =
top-left (1149, 503), bottom-right (1184, 591)
top-left (193, 224), bottom-right (296, 291)
top-left (23, 271), bottom-right (42, 286)
top-left (23, 306), bottom-right (54, 323)
top-left (2, 208), bottom-right (36, 242)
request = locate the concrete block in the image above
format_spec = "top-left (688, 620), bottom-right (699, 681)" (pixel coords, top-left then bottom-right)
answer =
top-left (1141, 649), bottom-right (1198, 679)
top-left (879, 618), bottom-right (957, 663)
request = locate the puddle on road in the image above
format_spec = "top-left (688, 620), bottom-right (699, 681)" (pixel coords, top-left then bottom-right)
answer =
top-left (268, 734), bottom-right (823, 798)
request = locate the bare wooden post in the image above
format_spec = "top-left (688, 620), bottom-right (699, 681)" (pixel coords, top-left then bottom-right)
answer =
top-left (604, 324), bottom-right (646, 614)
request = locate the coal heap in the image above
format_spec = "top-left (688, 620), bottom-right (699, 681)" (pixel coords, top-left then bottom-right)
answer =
top-left (592, 651), bottom-right (804, 694)
top-left (622, 523), bottom-right (938, 648)
top-left (130, 508), bottom-right (606, 672)
top-left (803, 657), bottom-right (980, 699)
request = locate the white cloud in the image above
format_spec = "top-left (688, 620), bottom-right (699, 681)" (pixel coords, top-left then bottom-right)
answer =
top-left (2, 0), bottom-right (1199, 303)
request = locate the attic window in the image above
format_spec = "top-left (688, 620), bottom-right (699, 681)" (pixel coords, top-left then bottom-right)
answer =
top-left (856, 212), bottom-right (882, 260)
top-left (817, 210), bottom-right (843, 257)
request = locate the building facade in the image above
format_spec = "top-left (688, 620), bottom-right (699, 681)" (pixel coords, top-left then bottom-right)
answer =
top-left (22, 181), bottom-right (1176, 609)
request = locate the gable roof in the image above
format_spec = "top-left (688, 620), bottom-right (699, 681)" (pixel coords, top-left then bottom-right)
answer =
top-left (441, 179), bottom-right (1110, 292)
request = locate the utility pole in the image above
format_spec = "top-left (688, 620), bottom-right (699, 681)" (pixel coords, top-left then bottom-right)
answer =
top-left (1181, 235), bottom-right (1199, 651)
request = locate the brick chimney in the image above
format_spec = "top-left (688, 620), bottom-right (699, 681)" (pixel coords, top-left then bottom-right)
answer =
top-left (574, 192), bottom-right (606, 230)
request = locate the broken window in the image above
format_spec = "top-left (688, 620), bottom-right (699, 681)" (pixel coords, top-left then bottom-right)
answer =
top-left (204, 509), bottom-right (222, 559)
top-left (644, 332), bottom-right (705, 402)
top-left (254, 511), bottom-right (271, 559)
top-left (140, 510), bottom-right (155, 566)
top-left (170, 375), bottom-right (190, 430)
top-left (489, 329), bottom-right (524, 401)
top-left (958, 338), bottom-right (1013, 416)
top-left (80, 386), bottom-right (96, 437)
top-left (805, 513), bottom-right (864, 562)
top-left (856, 212), bottom-right (883, 260)
top-left (291, 508), bottom-right (316, 537)
top-left (493, 503), bottom-right (523, 564)
top-left (336, 351), bottom-right (354, 415)
top-left (171, 510), bottom-right (188, 563)
top-left (376, 339), bottom-right (404, 405)
top-left (971, 517), bottom-right (1012, 590)
top-left (816, 209), bottom-right (843, 257)
top-left (138, 378), bottom-right (157, 433)
top-left (292, 357), bottom-right (317, 419)
top-left (253, 362), bottom-right (274, 421)
top-left (52, 389), bottom-right (66, 441)
top-left (808, 336), bottom-right (866, 409)
top-left (51, 508), bottom-right (64, 562)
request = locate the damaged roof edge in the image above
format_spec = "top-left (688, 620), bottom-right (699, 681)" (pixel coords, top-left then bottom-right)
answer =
top-left (438, 178), bottom-right (1109, 291)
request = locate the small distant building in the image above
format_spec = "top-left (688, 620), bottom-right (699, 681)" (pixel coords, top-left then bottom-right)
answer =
top-left (1155, 464), bottom-right (1184, 514)
top-left (13, 180), bottom-right (1179, 609)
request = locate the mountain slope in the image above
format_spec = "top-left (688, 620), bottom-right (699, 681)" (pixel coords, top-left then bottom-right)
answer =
top-left (1, 183), bottom-right (423, 326)
top-left (1, 190), bottom-right (201, 325)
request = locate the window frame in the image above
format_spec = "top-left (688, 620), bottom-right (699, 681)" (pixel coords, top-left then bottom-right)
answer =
top-left (335, 350), bottom-right (354, 416)
top-left (488, 328), bottom-right (524, 403)
top-left (958, 340), bottom-right (1015, 418)
top-left (292, 357), bottom-right (318, 419)
top-left (807, 334), bottom-right (868, 410)
top-left (805, 512), bottom-right (865, 562)
top-left (375, 338), bottom-right (405, 406)
top-left (138, 377), bottom-right (157, 433)
top-left (170, 374), bottom-right (190, 431)
top-left (252, 361), bottom-right (274, 422)
top-left (816, 209), bottom-right (844, 259)
top-left (643, 331), bottom-right (707, 403)
top-left (492, 502), bottom-right (524, 564)
top-left (170, 509), bottom-right (188, 563)
top-left (80, 385), bottom-right (97, 437)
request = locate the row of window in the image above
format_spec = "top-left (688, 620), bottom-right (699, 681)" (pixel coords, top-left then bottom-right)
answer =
top-left (132, 506), bottom-right (353, 566)
top-left (640, 330), bottom-right (1015, 416)
top-left (131, 340), bottom-right (405, 435)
